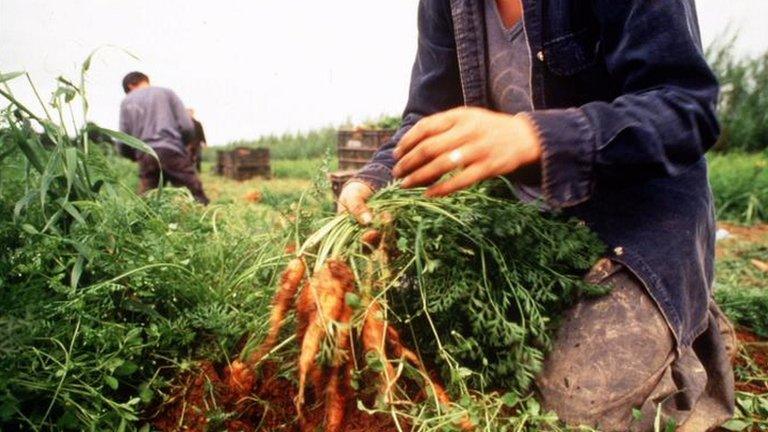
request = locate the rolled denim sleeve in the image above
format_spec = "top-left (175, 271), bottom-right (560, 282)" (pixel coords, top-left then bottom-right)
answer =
top-left (353, 0), bottom-right (463, 191)
top-left (526, 108), bottom-right (597, 207)
top-left (527, 0), bottom-right (720, 209)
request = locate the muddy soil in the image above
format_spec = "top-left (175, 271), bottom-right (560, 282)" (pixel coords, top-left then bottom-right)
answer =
top-left (152, 361), bottom-right (398, 432)
top-left (735, 329), bottom-right (768, 395)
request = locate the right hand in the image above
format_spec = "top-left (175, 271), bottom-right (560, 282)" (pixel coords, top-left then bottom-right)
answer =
top-left (337, 181), bottom-right (374, 225)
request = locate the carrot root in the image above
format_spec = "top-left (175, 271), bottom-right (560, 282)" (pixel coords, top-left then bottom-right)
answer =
top-left (250, 257), bottom-right (305, 364)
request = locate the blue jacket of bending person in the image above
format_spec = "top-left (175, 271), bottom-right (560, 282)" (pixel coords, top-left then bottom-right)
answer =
top-left (353, 0), bottom-right (720, 348)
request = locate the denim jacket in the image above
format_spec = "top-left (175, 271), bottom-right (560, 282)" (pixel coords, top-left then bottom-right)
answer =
top-left (354, 0), bottom-right (720, 348)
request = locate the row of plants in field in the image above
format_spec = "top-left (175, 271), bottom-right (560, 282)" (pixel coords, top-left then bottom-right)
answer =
top-left (210, 114), bottom-right (402, 162)
top-left (214, 126), bottom-right (337, 161)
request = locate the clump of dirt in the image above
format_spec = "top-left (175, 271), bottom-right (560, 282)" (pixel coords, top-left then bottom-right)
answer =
top-left (715, 223), bottom-right (768, 259)
top-left (151, 361), bottom-right (398, 431)
top-left (243, 190), bottom-right (263, 203)
top-left (717, 223), bottom-right (768, 243)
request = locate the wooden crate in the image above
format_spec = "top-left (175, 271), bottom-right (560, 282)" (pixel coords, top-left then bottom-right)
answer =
top-left (329, 170), bottom-right (356, 199)
top-left (337, 147), bottom-right (377, 171)
top-left (337, 129), bottom-right (396, 150)
top-left (216, 147), bottom-right (271, 180)
top-left (337, 129), bottom-right (395, 171)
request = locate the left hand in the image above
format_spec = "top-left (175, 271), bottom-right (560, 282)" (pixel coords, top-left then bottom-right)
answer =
top-left (392, 107), bottom-right (543, 197)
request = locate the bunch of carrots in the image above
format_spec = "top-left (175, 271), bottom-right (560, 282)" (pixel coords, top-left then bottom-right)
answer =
top-left (225, 222), bottom-right (473, 432)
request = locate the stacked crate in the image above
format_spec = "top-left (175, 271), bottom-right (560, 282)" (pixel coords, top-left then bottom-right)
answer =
top-left (331, 129), bottom-right (395, 204)
top-left (336, 129), bottom-right (395, 171)
top-left (216, 147), bottom-right (271, 180)
top-left (330, 170), bottom-right (356, 200)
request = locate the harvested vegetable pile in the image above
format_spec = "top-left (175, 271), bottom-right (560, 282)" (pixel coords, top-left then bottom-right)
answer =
top-left (153, 183), bottom-right (606, 430)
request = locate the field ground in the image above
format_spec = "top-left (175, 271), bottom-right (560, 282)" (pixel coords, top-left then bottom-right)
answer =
top-left (111, 155), bottom-right (768, 429)
top-left (2, 145), bottom-right (767, 430)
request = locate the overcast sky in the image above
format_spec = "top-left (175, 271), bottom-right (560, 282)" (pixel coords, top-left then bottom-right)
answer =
top-left (1, 0), bottom-right (766, 145)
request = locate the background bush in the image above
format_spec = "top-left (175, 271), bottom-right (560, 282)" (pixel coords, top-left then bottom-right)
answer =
top-left (708, 38), bottom-right (768, 153)
top-left (206, 114), bottom-right (401, 162)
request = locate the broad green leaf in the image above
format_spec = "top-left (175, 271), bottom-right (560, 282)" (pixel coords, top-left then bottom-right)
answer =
top-left (526, 398), bottom-right (541, 416)
top-left (103, 357), bottom-right (125, 372)
top-left (344, 292), bottom-right (361, 309)
top-left (64, 147), bottom-right (78, 193)
top-left (90, 126), bottom-right (157, 161)
top-left (61, 200), bottom-right (86, 225)
top-left (115, 361), bottom-right (139, 376)
top-left (13, 190), bottom-right (37, 220)
top-left (66, 238), bottom-right (96, 261)
top-left (116, 418), bottom-right (126, 432)
top-left (21, 224), bottom-right (38, 235)
top-left (104, 375), bottom-right (119, 390)
top-left (16, 137), bottom-right (45, 174)
top-left (40, 150), bottom-right (60, 208)
top-left (0, 71), bottom-right (24, 83)
top-left (721, 419), bottom-right (751, 431)
top-left (139, 385), bottom-right (154, 403)
top-left (71, 255), bottom-right (85, 289)
top-left (500, 392), bottom-right (519, 407)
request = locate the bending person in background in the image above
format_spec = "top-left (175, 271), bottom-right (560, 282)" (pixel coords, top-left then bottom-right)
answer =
top-left (337, 0), bottom-right (735, 430)
top-left (118, 71), bottom-right (209, 204)
top-left (185, 108), bottom-right (207, 172)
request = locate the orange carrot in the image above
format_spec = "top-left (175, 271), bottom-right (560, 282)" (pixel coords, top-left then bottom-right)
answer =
top-left (250, 258), bottom-right (305, 364)
top-left (360, 229), bottom-right (381, 250)
top-left (324, 291), bottom-right (354, 432)
top-left (222, 359), bottom-right (255, 404)
top-left (296, 261), bottom-right (354, 413)
top-left (361, 299), bottom-right (398, 402)
top-left (384, 326), bottom-right (474, 431)
top-left (324, 364), bottom-right (348, 432)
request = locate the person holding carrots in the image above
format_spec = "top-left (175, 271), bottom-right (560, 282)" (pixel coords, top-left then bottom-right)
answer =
top-left (338, 0), bottom-right (735, 430)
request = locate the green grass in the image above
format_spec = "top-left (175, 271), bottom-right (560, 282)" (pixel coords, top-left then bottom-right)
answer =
top-left (713, 225), bottom-right (768, 430)
top-left (714, 228), bottom-right (768, 337)
top-left (709, 152), bottom-right (768, 224)
top-left (272, 157), bottom-right (338, 180)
